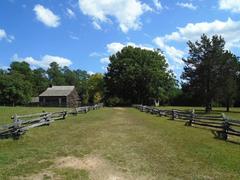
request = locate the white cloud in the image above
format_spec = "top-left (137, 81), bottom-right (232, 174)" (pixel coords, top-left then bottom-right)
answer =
top-left (158, 18), bottom-right (240, 49)
top-left (0, 28), bottom-right (14, 42)
top-left (154, 37), bottom-right (184, 64)
top-left (106, 42), bottom-right (153, 54)
top-left (153, 17), bottom-right (240, 70)
top-left (219, 0), bottom-right (240, 13)
top-left (33, 4), bottom-right (60, 28)
top-left (101, 42), bottom-right (154, 67)
top-left (100, 57), bottom-right (110, 64)
top-left (107, 42), bottom-right (125, 54)
top-left (0, 65), bottom-right (9, 70)
top-left (89, 52), bottom-right (105, 57)
top-left (176, 2), bottom-right (197, 10)
top-left (102, 66), bottom-right (108, 72)
top-left (87, 71), bottom-right (95, 75)
top-left (92, 21), bottom-right (102, 30)
top-left (66, 8), bottom-right (76, 18)
top-left (78, 0), bottom-right (152, 33)
top-left (153, 0), bottom-right (163, 10)
top-left (13, 54), bottom-right (72, 69)
top-left (0, 29), bottom-right (7, 40)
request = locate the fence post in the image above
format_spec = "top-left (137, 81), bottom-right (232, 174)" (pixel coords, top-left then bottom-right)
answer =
top-left (219, 113), bottom-right (228, 140)
top-left (63, 111), bottom-right (67, 119)
top-left (150, 107), bottom-right (154, 114)
top-left (190, 109), bottom-right (195, 126)
top-left (13, 114), bottom-right (17, 124)
top-left (185, 109), bottom-right (194, 126)
top-left (159, 110), bottom-right (162, 117)
top-left (171, 110), bottom-right (175, 120)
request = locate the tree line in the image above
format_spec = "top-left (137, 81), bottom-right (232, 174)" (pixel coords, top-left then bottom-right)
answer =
top-left (0, 62), bottom-right (104, 106)
top-left (0, 34), bottom-right (239, 112)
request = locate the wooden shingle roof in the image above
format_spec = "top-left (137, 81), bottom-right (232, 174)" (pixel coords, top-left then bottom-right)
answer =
top-left (39, 86), bottom-right (75, 97)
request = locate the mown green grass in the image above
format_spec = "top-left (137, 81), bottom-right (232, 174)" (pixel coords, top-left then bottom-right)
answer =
top-left (0, 107), bottom-right (240, 179)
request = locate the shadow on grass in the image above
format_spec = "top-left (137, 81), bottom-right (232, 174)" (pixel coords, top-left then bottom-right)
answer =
top-left (150, 113), bottom-right (240, 145)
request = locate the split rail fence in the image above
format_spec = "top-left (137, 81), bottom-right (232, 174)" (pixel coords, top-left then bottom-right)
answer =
top-left (133, 105), bottom-right (240, 141)
top-left (0, 103), bottom-right (103, 140)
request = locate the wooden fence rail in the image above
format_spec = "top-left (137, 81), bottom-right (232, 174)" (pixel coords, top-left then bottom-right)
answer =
top-left (0, 103), bottom-right (104, 140)
top-left (133, 104), bottom-right (240, 141)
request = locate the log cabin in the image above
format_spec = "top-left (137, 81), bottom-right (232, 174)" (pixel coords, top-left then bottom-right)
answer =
top-left (39, 86), bottom-right (79, 107)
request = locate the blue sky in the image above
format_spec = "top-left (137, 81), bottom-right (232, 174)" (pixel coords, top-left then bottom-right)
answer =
top-left (0, 0), bottom-right (240, 79)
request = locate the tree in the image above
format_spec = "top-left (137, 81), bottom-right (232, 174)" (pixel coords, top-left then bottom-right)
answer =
top-left (0, 72), bottom-right (32, 106)
top-left (104, 46), bottom-right (176, 105)
top-left (93, 92), bottom-right (102, 104)
top-left (32, 68), bottom-right (49, 96)
top-left (0, 61), bottom-right (94, 105)
top-left (217, 51), bottom-right (239, 112)
top-left (63, 66), bottom-right (78, 85)
top-left (181, 34), bottom-right (226, 112)
top-left (88, 73), bottom-right (104, 104)
top-left (9, 61), bottom-right (32, 80)
top-left (47, 62), bottom-right (65, 85)
top-left (62, 67), bottom-right (90, 104)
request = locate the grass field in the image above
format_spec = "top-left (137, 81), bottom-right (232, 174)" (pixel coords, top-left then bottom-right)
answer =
top-left (0, 106), bottom-right (240, 179)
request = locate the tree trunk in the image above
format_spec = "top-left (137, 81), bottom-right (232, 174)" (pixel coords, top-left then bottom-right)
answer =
top-left (205, 100), bottom-right (212, 113)
top-left (226, 98), bottom-right (230, 112)
top-left (205, 66), bottom-right (212, 113)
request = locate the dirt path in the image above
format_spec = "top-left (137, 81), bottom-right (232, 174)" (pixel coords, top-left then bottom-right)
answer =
top-left (16, 108), bottom-right (150, 180)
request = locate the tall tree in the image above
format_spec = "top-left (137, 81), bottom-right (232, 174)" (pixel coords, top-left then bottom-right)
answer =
top-left (181, 34), bottom-right (226, 112)
top-left (47, 62), bottom-right (65, 85)
top-left (62, 67), bottom-right (90, 104)
top-left (105, 46), bottom-right (176, 105)
top-left (0, 72), bottom-right (32, 106)
top-left (9, 61), bottom-right (32, 81)
top-left (32, 68), bottom-right (49, 96)
top-left (217, 51), bottom-right (239, 112)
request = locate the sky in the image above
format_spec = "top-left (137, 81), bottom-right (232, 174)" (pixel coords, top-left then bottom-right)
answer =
top-left (0, 0), bottom-right (240, 79)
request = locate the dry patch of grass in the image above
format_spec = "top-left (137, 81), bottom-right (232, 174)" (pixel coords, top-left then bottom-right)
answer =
top-left (17, 154), bottom-right (142, 180)
top-left (55, 155), bottom-right (131, 180)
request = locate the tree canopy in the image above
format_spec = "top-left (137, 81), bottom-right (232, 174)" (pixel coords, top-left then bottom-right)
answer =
top-left (1, 34), bottom-right (240, 110)
top-left (104, 46), bottom-right (177, 105)
top-left (181, 34), bottom-right (240, 112)
top-left (0, 61), bottom-right (103, 106)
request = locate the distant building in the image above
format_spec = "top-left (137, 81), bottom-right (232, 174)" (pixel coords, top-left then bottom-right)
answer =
top-left (39, 86), bottom-right (79, 107)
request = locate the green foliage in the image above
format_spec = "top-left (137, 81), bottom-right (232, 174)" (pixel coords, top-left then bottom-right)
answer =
top-left (32, 68), bottom-right (49, 96)
top-left (0, 62), bottom-right (33, 105)
top-left (93, 92), bottom-right (102, 104)
top-left (47, 62), bottom-right (66, 85)
top-left (106, 96), bottom-right (121, 106)
top-left (1, 35), bottom-right (240, 108)
top-left (88, 73), bottom-right (104, 104)
top-left (181, 34), bottom-right (239, 112)
top-left (104, 46), bottom-right (176, 105)
top-left (217, 51), bottom-right (239, 111)
top-left (0, 61), bottom-right (95, 106)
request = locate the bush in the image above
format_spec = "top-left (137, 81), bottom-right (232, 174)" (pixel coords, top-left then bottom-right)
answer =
top-left (106, 96), bottom-right (121, 107)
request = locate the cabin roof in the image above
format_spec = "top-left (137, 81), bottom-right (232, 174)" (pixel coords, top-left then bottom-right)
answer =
top-left (39, 86), bottom-right (75, 97)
